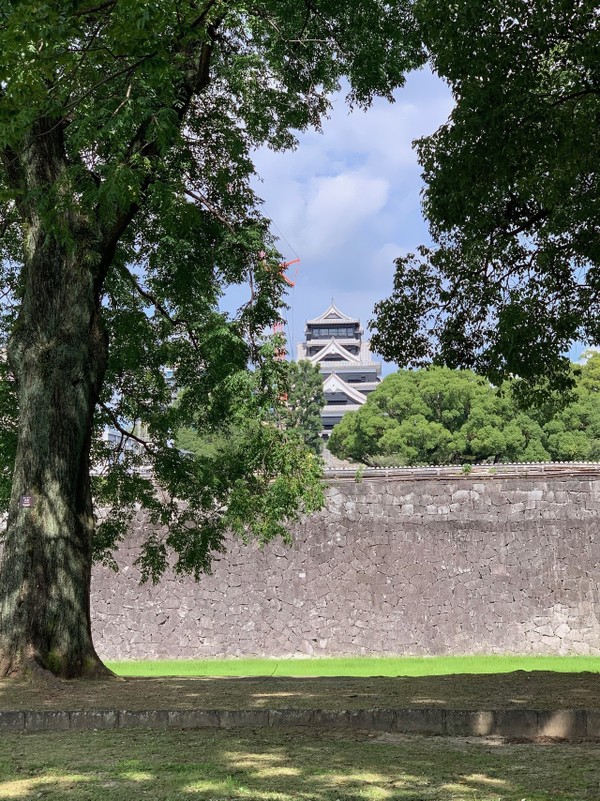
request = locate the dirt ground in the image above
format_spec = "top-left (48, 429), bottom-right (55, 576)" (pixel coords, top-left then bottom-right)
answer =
top-left (1, 670), bottom-right (599, 712)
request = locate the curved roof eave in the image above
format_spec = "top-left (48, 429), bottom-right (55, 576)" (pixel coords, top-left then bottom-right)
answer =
top-left (306, 302), bottom-right (359, 325)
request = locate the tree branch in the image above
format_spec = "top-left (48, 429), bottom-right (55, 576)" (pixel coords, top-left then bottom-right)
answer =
top-left (545, 87), bottom-right (600, 107)
top-left (72, 0), bottom-right (117, 17)
top-left (100, 29), bottom-right (218, 265)
top-left (99, 401), bottom-right (156, 455)
top-left (189, 0), bottom-right (222, 31)
top-left (119, 264), bottom-right (200, 350)
top-left (185, 188), bottom-right (236, 232)
top-left (62, 54), bottom-right (154, 117)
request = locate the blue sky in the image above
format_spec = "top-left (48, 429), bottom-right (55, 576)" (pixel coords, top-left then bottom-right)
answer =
top-left (251, 68), bottom-right (454, 375)
top-left (245, 67), bottom-right (586, 373)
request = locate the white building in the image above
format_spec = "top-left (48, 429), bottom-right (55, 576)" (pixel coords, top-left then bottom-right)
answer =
top-left (296, 303), bottom-right (381, 436)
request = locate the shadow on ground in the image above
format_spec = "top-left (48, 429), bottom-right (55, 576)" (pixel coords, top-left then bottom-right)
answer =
top-left (0, 726), bottom-right (597, 800)
top-left (1, 671), bottom-right (600, 712)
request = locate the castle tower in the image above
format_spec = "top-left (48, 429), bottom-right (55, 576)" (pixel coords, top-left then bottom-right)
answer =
top-left (296, 302), bottom-right (381, 435)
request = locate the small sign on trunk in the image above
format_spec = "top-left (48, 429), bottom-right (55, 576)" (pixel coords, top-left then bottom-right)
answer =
top-left (19, 495), bottom-right (35, 508)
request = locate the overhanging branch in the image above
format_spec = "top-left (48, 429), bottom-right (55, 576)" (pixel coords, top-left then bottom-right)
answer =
top-left (185, 188), bottom-right (236, 232)
top-left (99, 401), bottom-right (156, 456)
top-left (119, 264), bottom-right (200, 350)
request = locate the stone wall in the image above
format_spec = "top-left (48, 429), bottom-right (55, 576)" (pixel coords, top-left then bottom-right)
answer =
top-left (91, 475), bottom-right (600, 659)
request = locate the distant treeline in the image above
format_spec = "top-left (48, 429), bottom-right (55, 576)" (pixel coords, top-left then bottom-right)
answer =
top-left (328, 355), bottom-right (600, 466)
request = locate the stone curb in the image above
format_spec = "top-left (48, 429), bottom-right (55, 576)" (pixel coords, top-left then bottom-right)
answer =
top-left (2, 707), bottom-right (600, 739)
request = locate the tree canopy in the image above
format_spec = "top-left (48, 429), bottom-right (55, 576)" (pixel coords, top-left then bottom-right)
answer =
top-left (371, 0), bottom-right (600, 395)
top-left (175, 359), bottom-right (324, 471)
top-left (0, 1), bottom-right (423, 677)
top-left (277, 360), bottom-right (325, 456)
top-left (328, 357), bottom-right (600, 466)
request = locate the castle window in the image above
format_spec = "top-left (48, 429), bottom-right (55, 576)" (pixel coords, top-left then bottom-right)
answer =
top-left (309, 325), bottom-right (358, 338)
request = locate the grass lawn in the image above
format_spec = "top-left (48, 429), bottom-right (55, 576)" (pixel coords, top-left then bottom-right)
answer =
top-left (1, 726), bottom-right (598, 800)
top-left (107, 654), bottom-right (600, 677)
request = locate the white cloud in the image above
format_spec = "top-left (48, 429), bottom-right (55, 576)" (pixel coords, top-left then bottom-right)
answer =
top-left (301, 171), bottom-right (389, 257)
top-left (248, 68), bottom-right (454, 369)
top-left (369, 242), bottom-right (407, 278)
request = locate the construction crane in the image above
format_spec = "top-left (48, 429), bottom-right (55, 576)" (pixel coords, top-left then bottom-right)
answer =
top-left (273, 258), bottom-right (300, 361)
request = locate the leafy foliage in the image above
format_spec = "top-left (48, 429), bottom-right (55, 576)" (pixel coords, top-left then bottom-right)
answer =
top-left (328, 359), bottom-right (600, 466)
top-left (0, 1), bottom-right (423, 581)
top-left (277, 360), bottom-right (325, 456)
top-left (177, 358), bottom-right (325, 463)
top-left (371, 0), bottom-right (600, 395)
top-left (541, 353), bottom-right (600, 462)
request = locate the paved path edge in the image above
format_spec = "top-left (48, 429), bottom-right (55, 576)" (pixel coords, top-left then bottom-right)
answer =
top-left (2, 707), bottom-right (599, 739)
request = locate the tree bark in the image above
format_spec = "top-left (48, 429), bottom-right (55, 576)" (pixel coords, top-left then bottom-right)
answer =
top-left (0, 122), bottom-right (112, 678)
top-left (0, 34), bottom-right (214, 678)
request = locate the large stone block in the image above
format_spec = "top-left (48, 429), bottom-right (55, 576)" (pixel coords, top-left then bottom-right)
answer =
top-left (167, 709), bottom-right (220, 729)
top-left (537, 710), bottom-right (586, 739)
top-left (494, 710), bottom-right (539, 738)
top-left (0, 711), bottom-right (24, 732)
top-left (394, 709), bottom-right (445, 735)
top-left (268, 709), bottom-right (315, 727)
top-left (69, 710), bottom-right (118, 730)
top-left (119, 709), bottom-right (170, 729)
top-left (24, 711), bottom-right (71, 732)
top-left (445, 710), bottom-right (495, 736)
top-left (218, 709), bottom-right (270, 728)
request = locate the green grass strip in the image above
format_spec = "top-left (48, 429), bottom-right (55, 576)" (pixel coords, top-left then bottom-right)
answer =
top-left (107, 654), bottom-right (600, 677)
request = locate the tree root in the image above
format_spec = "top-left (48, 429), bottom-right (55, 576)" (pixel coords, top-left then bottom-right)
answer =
top-left (0, 648), bottom-right (116, 682)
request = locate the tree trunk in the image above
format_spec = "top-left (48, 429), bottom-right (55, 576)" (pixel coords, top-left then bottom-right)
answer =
top-left (0, 123), bottom-right (112, 678)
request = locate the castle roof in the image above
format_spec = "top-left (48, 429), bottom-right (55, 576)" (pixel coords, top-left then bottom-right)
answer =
top-left (306, 303), bottom-right (360, 326)
top-left (307, 339), bottom-right (361, 365)
top-left (322, 373), bottom-right (368, 405)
